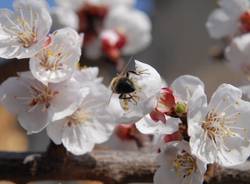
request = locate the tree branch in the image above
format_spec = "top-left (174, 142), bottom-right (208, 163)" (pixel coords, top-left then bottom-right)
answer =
top-left (0, 144), bottom-right (158, 184)
top-left (0, 144), bottom-right (250, 184)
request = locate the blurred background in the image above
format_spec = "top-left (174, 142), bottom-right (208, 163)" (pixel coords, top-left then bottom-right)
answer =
top-left (0, 0), bottom-right (245, 183)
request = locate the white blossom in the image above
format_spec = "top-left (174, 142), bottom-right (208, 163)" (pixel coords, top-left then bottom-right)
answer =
top-left (154, 141), bottom-right (207, 184)
top-left (50, 7), bottom-right (79, 31)
top-left (0, 72), bottom-right (87, 134)
top-left (188, 84), bottom-right (250, 167)
top-left (225, 33), bottom-right (250, 79)
top-left (29, 28), bottom-right (82, 85)
top-left (47, 70), bottom-right (115, 155)
top-left (109, 60), bottom-right (162, 123)
top-left (0, 0), bottom-right (52, 59)
top-left (206, 0), bottom-right (250, 39)
top-left (104, 6), bottom-right (151, 55)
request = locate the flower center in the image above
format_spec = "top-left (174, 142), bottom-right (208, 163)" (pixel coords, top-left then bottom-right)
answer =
top-left (201, 97), bottom-right (247, 151)
top-left (66, 109), bottom-right (90, 127)
top-left (28, 84), bottom-right (58, 110)
top-left (173, 150), bottom-right (197, 178)
top-left (38, 49), bottom-right (65, 71)
top-left (240, 11), bottom-right (250, 33)
top-left (15, 83), bottom-right (59, 112)
top-left (3, 18), bottom-right (38, 48)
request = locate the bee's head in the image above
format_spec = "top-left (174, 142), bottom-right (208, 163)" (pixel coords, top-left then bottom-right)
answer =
top-left (110, 76), bottom-right (121, 93)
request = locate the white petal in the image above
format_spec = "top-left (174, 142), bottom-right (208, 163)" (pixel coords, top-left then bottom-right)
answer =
top-left (49, 81), bottom-right (89, 121)
top-left (134, 60), bottom-right (162, 99)
top-left (62, 125), bottom-right (95, 155)
top-left (135, 114), bottom-right (179, 135)
top-left (18, 105), bottom-right (49, 134)
top-left (0, 77), bottom-right (30, 114)
top-left (46, 119), bottom-right (65, 144)
top-left (171, 75), bottom-right (204, 103)
top-left (208, 83), bottom-right (242, 112)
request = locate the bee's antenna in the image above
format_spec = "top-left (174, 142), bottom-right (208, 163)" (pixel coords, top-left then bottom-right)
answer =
top-left (107, 92), bottom-right (114, 105)
top-left (120, 56), bottom-right (135, 76)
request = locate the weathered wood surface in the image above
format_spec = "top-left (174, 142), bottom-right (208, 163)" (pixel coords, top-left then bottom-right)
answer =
top-left (0, 144), bottom-right (250, 184)
top-left (0, 144), bottom-right (158, 184)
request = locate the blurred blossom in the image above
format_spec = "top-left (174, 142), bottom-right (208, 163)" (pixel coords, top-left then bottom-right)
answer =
top-left (206, 0), bottom-right (250, 39)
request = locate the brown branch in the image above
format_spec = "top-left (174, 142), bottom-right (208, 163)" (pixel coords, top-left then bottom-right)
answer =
top-left (0, 144), bottom-right (250, 184)
top-left (0, 144), bottom-right (158, 184)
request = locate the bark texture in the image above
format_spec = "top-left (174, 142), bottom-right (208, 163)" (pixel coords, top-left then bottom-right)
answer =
top-left (0, 144), bottom-right (250, 184)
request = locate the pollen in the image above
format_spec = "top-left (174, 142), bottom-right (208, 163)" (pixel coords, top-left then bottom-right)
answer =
top-left (173, 150), bottom-right (197, 178)
top-left (38, 48), bottom-right (65, 71)
top-left (201, 97), bottom-right (247, 151)
top-left (15, 84), bottom-right (59, 112)
top-left (66, 109), bottom-right (90, 127)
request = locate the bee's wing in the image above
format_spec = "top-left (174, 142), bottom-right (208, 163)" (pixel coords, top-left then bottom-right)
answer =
top-left (119, 56), bottom-right (136, 76)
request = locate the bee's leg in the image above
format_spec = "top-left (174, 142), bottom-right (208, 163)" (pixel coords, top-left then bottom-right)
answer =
top-left (128, 94), bottom-right (138, 105)
top-left (119, 94), bottom-right (131, 111)
top-left (128, 69), bottom-right (149, 76)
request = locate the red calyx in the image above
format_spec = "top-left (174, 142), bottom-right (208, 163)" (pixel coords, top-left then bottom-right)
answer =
top-left (115, 124), bottom-right (134, 141)
top-left (163, 131), bottom-right (182, 143)
top-left (157, 87), bottom-right (176, 114)
top-left (240, 11), bottom-right (250, 33)
top-left (150, 110), bottom-right (166, 124)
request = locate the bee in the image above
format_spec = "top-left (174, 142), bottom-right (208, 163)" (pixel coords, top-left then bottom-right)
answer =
top-left (109, 57), bottom-right (146, 109)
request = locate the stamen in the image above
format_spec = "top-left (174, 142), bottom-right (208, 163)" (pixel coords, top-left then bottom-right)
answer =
top-left (173, 150), bottom-right (197, 178)
top-left (66, 109), bottom-right (90, 127)
top-left (37, 45), bottom-right (68, 72)
top-left (3, 7), bottom-right (38, 48)
top-left (201, 96), bottom-right (248, 152)
top-left (15, 83), bottom-right (59, 112)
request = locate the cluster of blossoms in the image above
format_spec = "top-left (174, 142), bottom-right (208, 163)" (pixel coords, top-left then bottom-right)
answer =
top-left (0, 0), bottom-right (156, 155)
top-left (207, 0), bottom-right (250, 95)
top-left (1, 1), bottom-right (250, 184)
top-left (136, 76), bottom-right (250, 184)
top-left (51, 0), bottom-right (152, 64)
